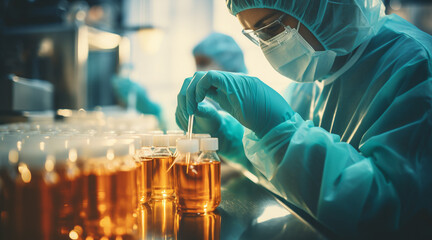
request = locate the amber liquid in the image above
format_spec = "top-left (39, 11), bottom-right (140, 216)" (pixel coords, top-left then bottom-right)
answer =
top-left (174, 161), bottom-right (221, 213)
top-left (81, 166), bottom-right (113, 238)
top-left (176, 212), bottom-right (221, 240)
top-left (136, 157), bottom-right (152, 203)
top-left (12, 170), bottom-right (59, 240)
top-left (152, 156), bottom-right (175, 198)
top-left (110, 164), bottom-right (138, 238)
top-left (55, 163), bottom-right (83, 240)
top-left (152, 199), bottom-right (177, 239)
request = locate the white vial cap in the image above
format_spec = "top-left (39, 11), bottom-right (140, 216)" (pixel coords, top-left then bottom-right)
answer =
top-left (149, 130), bottom-right (164, 135)
top-left (193, 133), bottom-right (211, 139)
top-left (167, 130), bottom-right (185, 135)
top-left (169, 134), bottom-right (184, 147)
top-left (153, 134), bottom-right (169, 147)
top-left (176, 139), bottom-right (199, 153)
top-left (140, 134), bottom-right (153, 147)
top-left (200, 138), bottom-right (218, 151)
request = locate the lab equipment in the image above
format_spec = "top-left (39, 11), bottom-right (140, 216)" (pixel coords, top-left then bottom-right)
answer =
top-left (151, 134), bottom-right (174, 199)
top-left (174, 138), bottom-right (221, 213)
top-left (193, 32), bottom-right (248, 74)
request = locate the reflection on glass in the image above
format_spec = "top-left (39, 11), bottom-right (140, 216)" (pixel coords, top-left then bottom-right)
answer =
top-left (256, 205), bottom-right (290, 224)
top-left (152, 199), bottom-right (177, 239)
top-left (176, 211), bottom-right (221, 240)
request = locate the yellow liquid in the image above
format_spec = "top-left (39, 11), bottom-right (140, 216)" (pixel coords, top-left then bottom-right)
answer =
top-left (136, 158), bottom-right (152, 203)
top-left (176, 211), bottom-right (221, 240)
top-left (110, 165), bottom-right (138, 237)
top-left (152, 156), bottom-right (175, 198)
top-left (13, 170), bottom-right (59, 240)
top-left (152, 199), bottom-right (177, 239)
top-left (174, 161), bottom-right (221, 213)
top-left (81, 167), bottom-right (113, 238)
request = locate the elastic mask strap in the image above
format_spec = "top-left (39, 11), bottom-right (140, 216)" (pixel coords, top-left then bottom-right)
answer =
top-left (320, 38), bottom-right (371, 86)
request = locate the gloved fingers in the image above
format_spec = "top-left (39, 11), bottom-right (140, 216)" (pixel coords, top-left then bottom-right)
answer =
top-left (195, 71), bottom-right (227, 103)
top-left (175, 106), bottom-right (188, 131)
top-left (177, 76), bottom-right (193, 107)
top-left (195, 100), bottom-right (219, 118)
top-left (176, 76), bottom-right (194, 131)
top-left (186, 71), bottom-right (207, 115)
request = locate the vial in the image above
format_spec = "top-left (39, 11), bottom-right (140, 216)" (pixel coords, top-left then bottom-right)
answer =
top-left (174, 138), bottom-right (221, 213)
top-left (151, 135), bottom-right (174, 199)
top-left (136, 134), bottom-right (153, 203)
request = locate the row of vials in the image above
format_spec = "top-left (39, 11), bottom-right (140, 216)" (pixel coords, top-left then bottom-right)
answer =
top-left (0, 122), bottom-right (221, 240)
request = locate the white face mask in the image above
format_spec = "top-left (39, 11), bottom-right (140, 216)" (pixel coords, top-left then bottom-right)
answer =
top-left (260, 22), bottom-right (337, 83)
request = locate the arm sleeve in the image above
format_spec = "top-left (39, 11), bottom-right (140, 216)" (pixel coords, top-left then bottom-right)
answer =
top-left (243, 80), bottom-right (432, 238)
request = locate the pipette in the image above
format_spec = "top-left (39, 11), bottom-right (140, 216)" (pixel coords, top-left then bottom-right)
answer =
top-left (166, 114), bottom-right (194, 172)
top-left (185, 114), bottom-right (194, 173)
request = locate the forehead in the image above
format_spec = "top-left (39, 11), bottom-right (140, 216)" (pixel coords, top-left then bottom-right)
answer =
top-left (237, 8), bottom-right (282, 30)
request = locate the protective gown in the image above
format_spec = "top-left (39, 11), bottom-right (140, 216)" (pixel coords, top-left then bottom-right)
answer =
top-left (226, 0), bottom-right (432, 238)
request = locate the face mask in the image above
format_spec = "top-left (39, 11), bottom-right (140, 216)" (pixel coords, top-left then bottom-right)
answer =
top-left (261, 22), bottom-right (337, 83)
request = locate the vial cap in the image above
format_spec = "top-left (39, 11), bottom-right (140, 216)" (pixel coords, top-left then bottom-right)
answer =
top-left (193, 133), bottom-right (211, 139)
top-left (176, 139), bottom-right (199, 153)
top-left (200, 138), bottom-right (218, 151)
top-left (169, 134), bottom-right (185, 147)
top-left (149, 130), bottom-right (164, 135)
top-left (140, 134), bottom-right (153, 147)
top-left (167, 130), bottom-right (185, 135)
top-left (153, 134), bottom-right (169, 147)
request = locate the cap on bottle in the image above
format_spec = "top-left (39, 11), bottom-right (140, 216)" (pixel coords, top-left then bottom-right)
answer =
top-left (200, 138), bottom-right (218, 151)
top-left (176, 139), bottom-right (199, 153)
top-left (169, 134), bottom-right (185, 147)
top-left (149, 130), bottom-right (164, 135)
top-left (153, 134), bottom-right (169, 147)
top-left (167, 130), bottom-right (185, 135)
top-left (192, 133), bottom-right (211, 139)
top-left (139, 134), bottom-right (153, 147)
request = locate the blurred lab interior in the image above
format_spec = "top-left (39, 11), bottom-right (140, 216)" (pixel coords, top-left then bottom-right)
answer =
top-left (0, 0), bottom-right (431, 127)
top-left (0, 0), bottom-right (431, 239)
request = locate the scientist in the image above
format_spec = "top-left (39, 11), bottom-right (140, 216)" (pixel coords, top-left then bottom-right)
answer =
top-left (176, 0), bottom-right (432, 238)
top-left (193, 32), bottom-right (248, 73)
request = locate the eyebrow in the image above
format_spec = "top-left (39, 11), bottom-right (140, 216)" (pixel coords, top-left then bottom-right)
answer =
top-left (253, 12), bottom-right (280, 29)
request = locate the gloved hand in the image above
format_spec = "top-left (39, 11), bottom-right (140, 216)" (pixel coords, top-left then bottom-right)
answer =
top-left (112, 76), bottom-right (161, 117)
top-left (176, 72), bottom-right (246, 159)
top-left (183, 70), bottom-right (294, 138)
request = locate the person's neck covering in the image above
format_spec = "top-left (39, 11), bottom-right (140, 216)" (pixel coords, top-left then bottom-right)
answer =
top-left (193, 32), bottom-right (248, 73)
top-left (226, 0), bottom-right (386, 56)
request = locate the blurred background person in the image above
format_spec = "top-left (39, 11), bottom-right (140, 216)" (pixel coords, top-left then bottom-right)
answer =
top-left (193, 32), bottom-right (247, 73)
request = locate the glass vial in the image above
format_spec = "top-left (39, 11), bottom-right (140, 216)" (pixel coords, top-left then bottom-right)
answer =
top-left (174, 138), bottom-right (221, 213)
top-left (151, 135), bottom-right (174, 199)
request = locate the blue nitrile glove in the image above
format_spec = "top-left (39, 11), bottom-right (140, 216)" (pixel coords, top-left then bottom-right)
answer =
top-left (112, 76), bottom-right (162, 117)
top-left (185, 70), bottom-right (294, 138)
top-left (176, 72), bottom-right (246, 161)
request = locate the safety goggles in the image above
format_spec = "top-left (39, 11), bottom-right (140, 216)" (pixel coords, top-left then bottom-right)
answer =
top-left (242, 14), bottom-right (288, 46)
